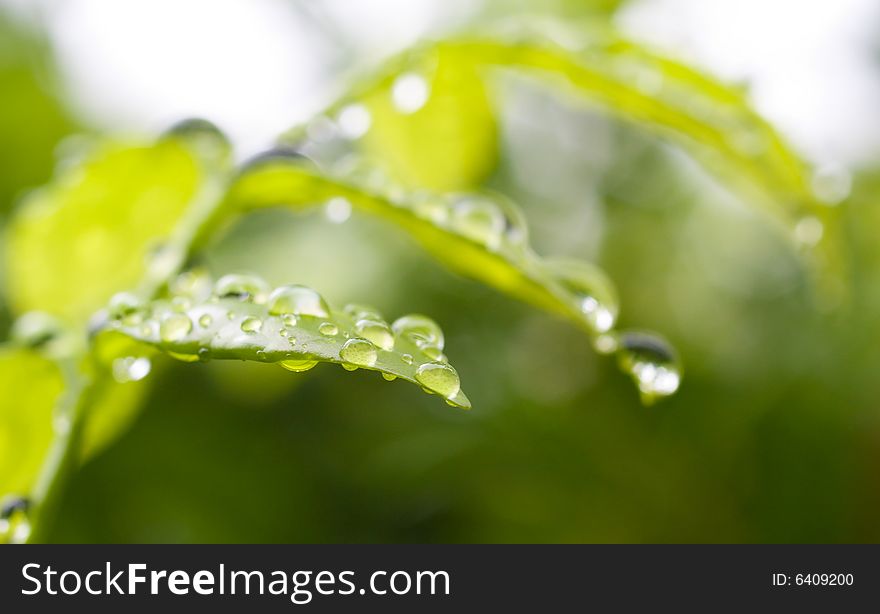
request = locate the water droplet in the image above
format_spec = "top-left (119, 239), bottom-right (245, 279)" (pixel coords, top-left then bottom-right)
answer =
top-left (594, 333), bottom-right (618, 355)
top-left (171, 296), bottom-right (191, 312)
top-left (344, 304), bottom-right (382, 320)
top-left (794, 215), bottom-right (824, 246)
top-left (324, 197), bottom-right (352, 223)
top-left (811, 163), bottom-right (851, 205)
top-left (112, 356), bottom-right (152, 383)
top-left (159, 313), bottom-right (193, 342)
top-left (268, 285), bottom-right (329, 318)
top-left (279, 359), bottom-right (318, 372)
top-left (421, 345), bottom-right (446, 362)
top-left (336, 103), bottom-right (372, 139)
top-left (169, 269), bottom-right (213, 302)
top-left (449, 197), bottom-right (506, 250)
top-left (241, 316), bottom-right (263, 333)
top-left (169, 351), bottom-right (199, 363)
top-left (340, 338), bottom-right (378, 367)
top-left (108, 292), bottom-right (144, 321)
top-left (0, 497), bottom-right (31, 544)
top-left (354, 319), bottom-right (394, 351)
top-left (319, 322), bottom-right (339, 336)
top-left (198, 313), bottom-right (213, 328)
top-left (415, 362), bottom-right (460, 399)
top-left (401, 353), bottom-right (413, 365)
top-left (617, 331), bottom-right (681, 404)
top-left (281, 313), bottom-right (297, 327)
top-left (544, 259), bottom-right (618, 333)
top-left (392, 314), bottom-right (444, 349)
top-left (10, 311), bottom-right (62, 348)
top-left (391, 72), bottom-right (430, 114)
top-left (214, 274), bottom-right (270, 303)
top-left (227, 311), bottom-right (236, 320)
top-left (198, 348), bottom-right (211, 362)
top-left (279, 328), bottom-right (288, 337)
top-left (382, 373), bottom-right (397, 381)
top-left (165, 118), bottom-right (232, 166)
top-left (288, 336), bottom-right (297, 345)
top-left (413, 197), bottom-right (451, 225)
top-left (342, 363), bottom-right (359, 371)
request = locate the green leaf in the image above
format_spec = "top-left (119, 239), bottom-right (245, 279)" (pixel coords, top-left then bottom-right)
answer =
top-left (0, 346), bottom-right (63, 498)
top-left (99, 275), bottom-right (471, 409)
top-left (216, 153), bottom-right (680, 402)
top-left (4, 125), bottom-right (228, 324)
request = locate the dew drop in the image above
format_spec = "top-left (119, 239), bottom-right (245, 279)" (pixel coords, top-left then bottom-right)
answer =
top-left (198, 313), bottom-right (213, 328)
top-left (449, 196), bottom-right (506, 250)
top-left (319, 322), bottom-right (339, 336)
top-left (545, 259), bottom-right (618, 334)
top-left (811, 163), bottom-right (851, 205)
top-left (281, 313), bottom-right (297, 327)
top-left (324, 197), bottom-right (352, 224)
top-left (279, 328), bottom-right (288, 337)
top-left (159, 313), bottom-right (192, 342)
top-left (382, 373), bottom-right (397, 381)
top-left (415, 362), bottom-right (460, 399)
top-left (198, 348), bottom-right (211, 362)
top-left (108, 292), bottom-right (144, 321)
top-left (616, 331), bottom-right (681, 404)
top-left (279, 359), bottom-right (318, 372)
top-left (171, 296), bottom-right (191, 312)
top-left (0, 497), bottom-right (31, 544)
top-left (391, 72), bottom-right (429, 114)
top-left (227, 311), bottom-right (236, 320)
top-left (401, 353), bottom-right (414, 365)
top-left (168, 351), bottom-right (199, 363)
top-left (268, 285), bottom-right (329, 318)
top-left (421, 345), bottom-right (447, 362)
top-left (354, 319), bottom-right (394, 351)
top-left (342, 363), bottom-right (359, 371)
top-left (112, 356), bottom-right (152, 383)
top-left (392, 314), bottom-right (444, 349)
top-left (336, 103), bottom-right (372, 139)
top-left (340, 338), bottom-right (378, 367)
top-left (240, 316), bottom-right (263, 333)
top-left (214, 273), bottom-right (270, 303)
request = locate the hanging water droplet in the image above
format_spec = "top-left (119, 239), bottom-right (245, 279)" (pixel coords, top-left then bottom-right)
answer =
top-left (198, 313), bottom-right (213, 328)
top-left (159, 313), bottom-right (192, 342)
top-left (336, 103), bottom-right (372, 139)
top-left (168, 351), bottom-right (199, 363)
top-left (340, 338), bottom-right (378, 367)
top-left (241, 316), bottom-right (263, 333)
top-left (415, 362), bottom-right (460, 399)
top-left (324, 197), bottom-right (352, 223)
top-left (342, 363), bottom-right (359, 371)
top-left (198, 348), bottom-right (211, 362)
top-left (279, 359), bottom-right (318, 372)
top-left (382, 373), bottom-right (397, 381)
top-left (392, 314), bottom-right (444, 349)
top-left (214, 274), bottom-right (270, 303)
top-left (616, 331), bottom-right (681, 404)
top-left (354, 319), bottom-right (394, 351)
top-left (112, 356), bottom-right (152, 383)
top-left (268, 285), bottom-right (330, 318)
top-left (401, 353), bottom-right (413, 365)
top-left (319, 322), bottom-right (339, 336)
top-left (544, 259), bottom-right (618, 334)
top-left (391, 72), bottom-right (430, 114)
top-left (10, 311), bottom-right (62, 348)
top-left (811, 163), bottom-right (851, 205)
top-left (794, 215), bottom-right (824, 247)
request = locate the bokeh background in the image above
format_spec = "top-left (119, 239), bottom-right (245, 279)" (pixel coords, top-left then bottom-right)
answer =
top-left (2, 0), bottom-right (880, 542)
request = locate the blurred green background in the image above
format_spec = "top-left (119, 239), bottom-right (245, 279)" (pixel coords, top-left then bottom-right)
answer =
top-left (2, 0), bottom-right (880, 543)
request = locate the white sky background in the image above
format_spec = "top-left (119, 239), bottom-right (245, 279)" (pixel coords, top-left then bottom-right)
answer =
top-left (3, 0), bottom-right (879, 165)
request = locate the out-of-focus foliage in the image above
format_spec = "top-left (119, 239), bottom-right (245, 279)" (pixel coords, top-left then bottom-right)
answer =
top-left (0, 346), bottom-right (61, 496)
top-left (6, 139), bottom-right (203, 324)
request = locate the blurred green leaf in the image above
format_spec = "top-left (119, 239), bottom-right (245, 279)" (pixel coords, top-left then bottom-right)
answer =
top-left (0, 346), bottom-right (63, 496)
top-left (5, 137), bottom-right (206, 323)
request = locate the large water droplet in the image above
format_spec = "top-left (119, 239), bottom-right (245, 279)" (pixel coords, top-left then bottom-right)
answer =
top-left (214, 274), bottom-right (270, 303)
top-left (392, 314), bottom-right (444, 349)
top-left (616, 331), bottom-right (681, 404)
top-left (544, 259), bottom-right (618, 334)
top-left (268, 285), bottom-right (330, 318)
top-left (159, 313), bottom-right (192, 342)
top-left (391, 72), bottom-right (429, 114)
top-left (319, 322), bottom-right (339, 336)
top-left (112, 356), bottom-right (152, 383)
top-left (340, 338), bottom-right (378, 367)
top-left (415, 362), bottom-right (460, 399)
top-left (279, 359), bottom-right (318, 372)
top-left (241, 316), bottom-right (263, 333)
top-left (354, 319), bottom-right (394, 351)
